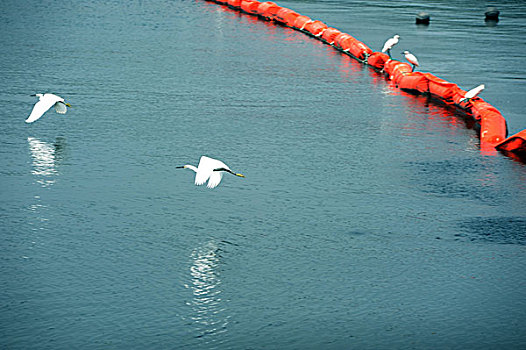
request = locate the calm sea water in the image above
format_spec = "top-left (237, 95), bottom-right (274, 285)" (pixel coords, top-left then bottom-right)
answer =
top-left (1, 0), bottom-right (526, 349)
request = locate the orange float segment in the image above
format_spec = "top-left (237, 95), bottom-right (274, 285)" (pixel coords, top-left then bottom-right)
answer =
top-left (398, 72), bottom-right (429, 93)
top-left (390, 63), bottom-right (412, 83)
top-left (321, 27), bottom-right (341, 45)
top-left (303, 20), bottom-right (328, 37)
top-left (333, 33), bottom-right (354, 50)
top-left (479, 110), bottom-right (508, 146)
top-left (336, 35), bottom-right (361, 58)
top-left (240, 0), bottom-right (261, 14)
top-left (383, 59), bottom-right (401, 76)
top-left (227, 0), bottom-right (242, 9)
top-left (469, 99), bottom-right (501, 120)
top-left (423, 73), bottom-right (459, 103)
top-left (275, 7), bottom-right (300, 25)
top-left (344, 39), bottom-right (372, 60)
top-left (338, 36), bottom-right (357, 51)
top-left (256, 1), bottom-right (282, 20)
top-left (293, 15), bottom-right (312, 30)
top-left (383, 60), bottom-right (411, 80)
top-left (367, 52), bottom-right (390, 70)
top-left (496, 129), bottom-right (526, 153)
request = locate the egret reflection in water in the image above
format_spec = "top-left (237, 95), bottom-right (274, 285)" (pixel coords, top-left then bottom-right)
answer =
top-left (27, 137), bottom-right (66, 187)
top-left (187, 241), bottom-right (229, 340)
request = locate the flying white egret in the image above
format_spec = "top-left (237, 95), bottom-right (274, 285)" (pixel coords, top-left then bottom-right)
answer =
top-left (402, 50), bottom-right (419, 72)
top-left (177, 156), bottom-right (245, 189)
top-left (381, 34), bottom-right (400, 58)
top-left (459, 84), bottom-right (485, 103)
top-left (25, 93), bottom-right (71, 124)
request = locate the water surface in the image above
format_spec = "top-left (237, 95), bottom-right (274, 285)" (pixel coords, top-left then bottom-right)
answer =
top-left (1, 0), bottom-right (526, 349)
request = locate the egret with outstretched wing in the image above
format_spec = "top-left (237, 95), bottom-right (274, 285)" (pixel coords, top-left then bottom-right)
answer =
top-left (177, 156), bottom-right (244, 189)
top-left (26, 93), bottom-right (71, 123)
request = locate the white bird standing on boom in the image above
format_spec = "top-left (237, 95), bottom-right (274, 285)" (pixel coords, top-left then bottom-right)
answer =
top-left (26, 93), bottom-right (71, 123)
top-left (177, 156), bottom-right (245, 189)
top-left (382, 35), bottom-right (400, 58)
top-left (459, 84), bottom-right (485, 103)
top-left (402, 50), bottom-right (419, 72)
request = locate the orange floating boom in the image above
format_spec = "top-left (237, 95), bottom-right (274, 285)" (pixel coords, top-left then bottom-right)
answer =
top-left (203, 0), bottom-right (521, 159)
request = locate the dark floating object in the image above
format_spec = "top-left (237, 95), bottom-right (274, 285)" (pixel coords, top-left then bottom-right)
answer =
top-left (485, 7), bottom-right (500, 21)
top-left (416, 12), bottom-right (430, 25)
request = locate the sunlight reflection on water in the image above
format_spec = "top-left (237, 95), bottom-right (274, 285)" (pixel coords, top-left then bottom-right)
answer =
top-left (27, 137), bottom-right (66, 187)
top-left (187, 241), bottom-right (229, 341)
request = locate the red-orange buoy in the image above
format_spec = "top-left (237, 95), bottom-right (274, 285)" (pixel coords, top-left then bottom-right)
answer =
top-left (321, 28), bottom-right (342, 45)
top-left (367, 52), bottom-right (390, 70)
top-left (333, 33), bottom-right (355, 50)
top-left (496, 129), bottom-right (526, 154)
top-left (240, 0), bottom-right (261, 14)
top-left (469, 99), bottom-right (501, 120)
top-left (479, 110), bottom-right (508, 146)
top-left (303, 20), bottom-right (328, 37)
top-left (423, 73), bottom-right (459, 103)
top-left (398, 72), bottom-right (429, 93)
top-left (275, 7), bottom-right (300, 26)
top-left (293, 15), bottom-right (311, 30)
top-left (345, 39), bottom-right (372, 61)
top-left (256, 1), bottom-right (281, 20)
top-left (227, 0), bottom-right (242, 9)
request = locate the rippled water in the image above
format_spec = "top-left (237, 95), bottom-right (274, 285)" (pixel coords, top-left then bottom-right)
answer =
top-left (1, 0), bottom-right (526, 349)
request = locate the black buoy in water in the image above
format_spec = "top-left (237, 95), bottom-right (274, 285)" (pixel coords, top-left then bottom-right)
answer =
top-left (485, 7), bottom-right (500, 21)
top-left (416, 12), bottom-right (430, 25)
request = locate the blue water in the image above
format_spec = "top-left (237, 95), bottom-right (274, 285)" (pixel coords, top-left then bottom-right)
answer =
top-left (1, 0), bottom-right (526, 349)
